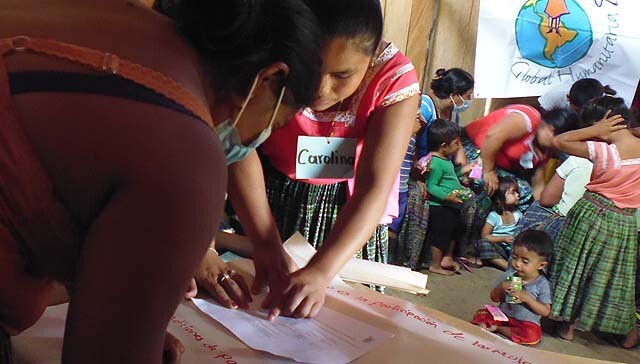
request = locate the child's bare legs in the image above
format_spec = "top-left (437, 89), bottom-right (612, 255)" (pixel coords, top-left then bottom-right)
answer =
top-left (488, 258), bottom-right (509, 270)
top-left (556, 321), bottom-right (576, 341)
top-left (441, 240), bottom-right (461, 272)
top-left (495, 326), bottom-right (511, 338)
top-left (429, 246), bottom-right (454, 276)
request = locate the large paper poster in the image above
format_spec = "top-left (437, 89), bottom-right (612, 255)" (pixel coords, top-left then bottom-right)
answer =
top-left (475, 0), bottom-right (640, 104)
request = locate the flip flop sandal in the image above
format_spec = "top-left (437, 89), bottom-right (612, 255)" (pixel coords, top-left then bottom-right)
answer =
top-left (459, 256), bottom-right (483, 268)
top-left (456, 258), bottom-right (473, 273)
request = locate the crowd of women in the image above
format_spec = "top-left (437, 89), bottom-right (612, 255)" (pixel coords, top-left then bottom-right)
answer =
top-left (0, 0), bottom-right (638, 363)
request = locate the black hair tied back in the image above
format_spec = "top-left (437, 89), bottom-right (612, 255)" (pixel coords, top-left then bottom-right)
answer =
top-left (603, 85), bottom-right (617, 96)
top-left (430, 68), bottom-right (475, 100)
top-left (169, 0), bottom-right (323, 107)
top-left (175, 0), bottom-right (260, 55)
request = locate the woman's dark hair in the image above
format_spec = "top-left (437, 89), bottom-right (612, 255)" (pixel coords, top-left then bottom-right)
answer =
top-left (568, 78), bottom-right (617, 110)
top-left (430, 68), bottom-right (475, 99)
top-left (540, 107), bottom-right (579, 135)
top-left (490, 177), bottom-right (518, 215)
top-left (164, 0), bottom-right (323, 107)
top-left (304, 0), bottom-right (383, 56)
top-left (513, 230), bottom-right (553, 260)
top-left (580, 95), bottom-right (631, 128)
top-left (427, 119), bottom-right (461, 152)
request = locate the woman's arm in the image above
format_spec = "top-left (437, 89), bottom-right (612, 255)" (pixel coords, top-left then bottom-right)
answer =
top-left (539, 172), bottom-right (565, 207)
top-left (267, 95), bottom-right (420, 319)
top-left (552, 111), bottom-right (626, 158)
top-left (480, 112), bottom-right (530, 195)
top-left (226, 152), bottom-right (297, 291)
top-left (194, 152), bottom-right (291, 310)
top-left (215, 231), bottom-right (254, 257)
top-left (530, 163), bottom-right (547, 201)
top-left (63, 122), bottom-right (225, 364)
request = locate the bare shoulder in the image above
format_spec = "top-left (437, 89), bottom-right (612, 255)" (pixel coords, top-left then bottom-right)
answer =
top-left (0, 0), bottom-right (204, 97)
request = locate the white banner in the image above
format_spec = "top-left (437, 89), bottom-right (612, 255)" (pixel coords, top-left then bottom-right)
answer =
top-left (475, 0), bottom-right (640, 104)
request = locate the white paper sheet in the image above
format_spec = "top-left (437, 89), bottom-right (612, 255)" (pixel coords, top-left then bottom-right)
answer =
top-left (283, 232), bottom-right (429, 295)
top-left (192, 295), bottom-right (395, 364)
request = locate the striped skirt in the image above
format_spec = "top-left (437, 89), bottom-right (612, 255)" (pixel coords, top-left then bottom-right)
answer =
top-left (264, 163), bottom-right (388, 263)
top-left (475, 239), bottom-right (511, 261)
top-left (394, 177), bottom-right (430, 269)
top-left (514, 201), bottom-right (565, 243)
top-left (550, 192), bottom-right (638, 335)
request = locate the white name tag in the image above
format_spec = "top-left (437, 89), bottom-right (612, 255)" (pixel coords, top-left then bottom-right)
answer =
top-left (296, 136), bottom-right (357, 179)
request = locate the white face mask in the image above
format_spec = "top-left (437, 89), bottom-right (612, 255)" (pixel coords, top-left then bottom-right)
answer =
top-left (215, 75), bottom-right (286, 165)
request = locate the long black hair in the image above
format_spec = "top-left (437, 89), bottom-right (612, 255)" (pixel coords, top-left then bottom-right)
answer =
top-left (540, 107), bottom-right (579, 135)
top-left (304, 0), bottom-right (383, 56)
top-left (156, 0), bottom-right (323, 108)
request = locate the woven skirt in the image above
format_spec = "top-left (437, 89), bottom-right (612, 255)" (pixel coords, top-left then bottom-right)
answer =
top-left (264, 163), bottom-right (388, 263)
top-left (393, 177), bottom-right (430, 269)
top-left (514, 201), bottom-right (565, 243)
top-left (550, 192), bottom-right (638, 335)
top-left (475, 239), bottom-right (511, 261)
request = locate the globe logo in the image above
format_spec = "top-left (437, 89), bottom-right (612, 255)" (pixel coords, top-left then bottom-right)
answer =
top-left (515, 0), bottom-right (593, 69)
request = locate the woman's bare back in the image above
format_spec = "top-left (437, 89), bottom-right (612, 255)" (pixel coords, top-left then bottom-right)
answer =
top-left (0, 0), bottom-right (214, 226)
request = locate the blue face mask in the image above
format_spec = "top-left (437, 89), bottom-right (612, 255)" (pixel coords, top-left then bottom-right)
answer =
top-left (216, 76), bottom-right (286, 165)
top-left (451, 94), bottom-right (473, 113)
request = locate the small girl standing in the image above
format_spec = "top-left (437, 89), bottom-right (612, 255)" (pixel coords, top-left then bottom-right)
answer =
top-left (550, 96), bottom-right (640, 345)
top-left (475, 177), bottom-right (522, 270)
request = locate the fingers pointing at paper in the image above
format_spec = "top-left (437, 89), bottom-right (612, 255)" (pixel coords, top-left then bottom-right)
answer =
top-left (195, 249), bottom-right (252, 309)
top-left (263, 266), bottom-right (327, 320)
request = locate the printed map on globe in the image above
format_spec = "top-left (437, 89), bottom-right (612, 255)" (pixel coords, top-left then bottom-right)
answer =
top-left (515, 0), bottom-right (593, 68)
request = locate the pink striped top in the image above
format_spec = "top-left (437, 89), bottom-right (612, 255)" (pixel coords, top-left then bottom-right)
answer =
top-left (585, 141), bottom-right (640, 208)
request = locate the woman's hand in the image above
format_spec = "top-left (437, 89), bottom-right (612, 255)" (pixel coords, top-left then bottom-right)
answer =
top-left (262, 265), bottom-right (328, 320)
top-left (184, 278), bottom-right (198, 300)
top-left (163, 332), bottom-right (185, 364)
top-left (417, 180), bottom-right (428, 199)
top-left (195, 249), bottom-right (252, 309)
top-left (251, 243), bottom-right (298, 294)
top-left (483, 170), bottom-right (499, 196)
top-left (592, 110), bottom-right (626, 141)
top-left (458, 162), bottom-right (475, 176)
